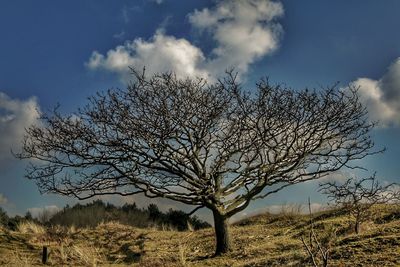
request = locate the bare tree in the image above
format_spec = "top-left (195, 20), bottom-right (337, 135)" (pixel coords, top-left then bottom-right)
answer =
top-left (319, 175), bottom-right (398, 234)
top-left (17, 69), bottom-right (378, 255)
top-left (37, 209), bottom-right (55, 223)
top-left (301, 198), bottom-right (333, 267)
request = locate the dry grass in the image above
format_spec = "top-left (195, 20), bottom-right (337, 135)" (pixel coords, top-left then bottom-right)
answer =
top-left (17, 221), bottom-right (46, 235)
top-left (0, 204), bottom-right (399, 266)
top-left (6, 247), bottom-right (36, 267)
top-left (61, 243), bottom-right (106, 266)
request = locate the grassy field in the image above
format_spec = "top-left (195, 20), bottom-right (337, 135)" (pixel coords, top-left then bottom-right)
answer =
top-left (0, 204), bottom-right (399, 266)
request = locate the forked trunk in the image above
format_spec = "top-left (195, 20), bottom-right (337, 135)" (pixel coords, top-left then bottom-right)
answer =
top-left (212, 209), bottom-right (231, 256)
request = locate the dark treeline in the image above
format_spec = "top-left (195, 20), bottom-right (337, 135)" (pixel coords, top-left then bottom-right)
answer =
top-left (0, 200), bottom-right (210, 231)
top-left (0, 207), bottom-right (8, 226)
top-left (0, 207), bottom-right (26, 230)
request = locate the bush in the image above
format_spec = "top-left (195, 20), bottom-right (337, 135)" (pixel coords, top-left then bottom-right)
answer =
top-left (0, 207), bottom-right (8, 226)
top-left (48, 200), bottom-right (211, 230)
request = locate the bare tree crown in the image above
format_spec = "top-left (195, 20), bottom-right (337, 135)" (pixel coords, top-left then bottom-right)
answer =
top-left (319, 175), bottom-right (398, 233)
top-left (320, 175), bottom-right (398, 209)
top-left (18, 70), bottom-right (377, 217)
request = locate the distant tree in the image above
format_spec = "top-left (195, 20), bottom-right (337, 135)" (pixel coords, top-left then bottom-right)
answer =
top-left (0, 207), bottom-right (8, 226)
top-left (47, 200), bottom-right (209, 230)
top-left (122, 202), bottom-right (137, 213)
top-left (7, 215), bottom-right (23, 231)
top-left (320, 175), bottom-right (398, 234)
top-left (24, 211), bottom-right (33, 221)
top-left (18, 69), bottom-right (378, 255)
top-left (50, 200), bottom-right (117, 228)
top-left (38, 208), bottom-right (54, 223)
top-left (147, 204), bottom-right (163, 222)
top-left (165, 209), bottom-right (190, 231)
top-left (189, 215), bottom-right (211, 230)
top-left (92, 199), bottom-right (106, 207)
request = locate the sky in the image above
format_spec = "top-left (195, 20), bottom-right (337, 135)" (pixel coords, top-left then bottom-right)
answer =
top-left (0, 0), bottom-right (399, 222)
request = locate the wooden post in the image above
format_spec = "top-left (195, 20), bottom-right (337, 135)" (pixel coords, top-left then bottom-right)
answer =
top-left (42, 246), bottom-right (48, 264)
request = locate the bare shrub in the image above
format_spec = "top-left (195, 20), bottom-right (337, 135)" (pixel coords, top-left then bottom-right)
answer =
top-left (301, 198), bottom-right (335, 267)
top-left (320, 174), bottom-right (398, 234)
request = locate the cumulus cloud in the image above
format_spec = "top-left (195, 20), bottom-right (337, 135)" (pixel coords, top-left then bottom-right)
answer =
top-left (352, 58), bottom-right (400, 126)
top-left (0, 194), bottom-right (7, 205)
top-left (188, 0), bottom-right (284, 74)
top-left (87, 0), bottom-right (284, 82)
top-left (87, 30), bottom-right (210, 81)
top-left (0, 92), bottom-right (40, 162)
top-left (317, 170), bottom-right (354, 184)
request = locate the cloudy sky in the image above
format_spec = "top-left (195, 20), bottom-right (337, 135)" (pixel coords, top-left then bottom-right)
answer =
top-left (0, 0), bottom-right (399, 221)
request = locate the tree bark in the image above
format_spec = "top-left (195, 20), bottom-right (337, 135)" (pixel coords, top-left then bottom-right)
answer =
top-left (355, 220), bottom-right (360, 234)
top-left (212, 209), bottom-right (232, 256)
top-left (355, 212), bottom-right (361, 234)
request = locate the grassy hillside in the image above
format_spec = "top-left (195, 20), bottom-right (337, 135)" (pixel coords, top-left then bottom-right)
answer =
top-left (0, 204), bottom-right (399, 266)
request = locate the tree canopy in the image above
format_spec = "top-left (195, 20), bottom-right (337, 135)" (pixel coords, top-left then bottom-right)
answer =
top-left (18, 70), bottom-right (378, 254)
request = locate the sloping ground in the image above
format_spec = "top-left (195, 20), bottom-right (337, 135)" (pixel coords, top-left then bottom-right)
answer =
top-left (0, 225), bottom-right (41, 266)
top-left (0, 205), bottom-right (399, 266)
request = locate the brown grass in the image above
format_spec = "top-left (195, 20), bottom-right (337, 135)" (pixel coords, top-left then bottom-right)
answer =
top-left (17, 221), bottom-right (46, 235)
top-left (0, 204), bottom-right (399, 266)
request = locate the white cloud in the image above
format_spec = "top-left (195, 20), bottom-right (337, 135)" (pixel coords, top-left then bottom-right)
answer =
top-left (122, 6), bottom-right (130, 23)
top-left (189, 0), bottom-right (284, 74)
top-left (352, 58), bottom-right (400, 126)
top-left (87, 0), bottom-right (284, 82)
top-left (121, 5), bottom-right (143, 24)
top-left (0, 92), bottom-right (40, 162)
top-left (87, 30), bottom-right (210, 81)
top-left (0, 194), bottom-right (7, 205)
top-left (150, 0), bottom-right (164, 4)
top-left (317, 170), bottom-right (354, 184)
top-left (113, 30), bottom-right (125, 40)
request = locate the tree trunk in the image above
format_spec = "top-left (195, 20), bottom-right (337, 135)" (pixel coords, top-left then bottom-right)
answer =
top-left (354, 213), bottom-right (361, 234)
top-left (212, 209), bottom-right (231, 256)
top-left (355, 220), bottom-right (360, 234)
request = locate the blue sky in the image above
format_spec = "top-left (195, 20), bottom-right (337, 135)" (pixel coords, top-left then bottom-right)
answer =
top-left (0, 0), bottom-right (399, 221)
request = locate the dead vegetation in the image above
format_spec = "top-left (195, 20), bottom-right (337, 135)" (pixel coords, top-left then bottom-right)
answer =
top-left (0, 204), bottom-right (399, 266)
